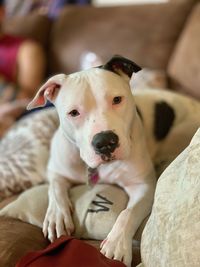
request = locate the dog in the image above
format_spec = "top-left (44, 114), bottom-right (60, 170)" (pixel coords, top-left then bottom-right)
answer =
top-left (27, 55), bottom-right (200, 267)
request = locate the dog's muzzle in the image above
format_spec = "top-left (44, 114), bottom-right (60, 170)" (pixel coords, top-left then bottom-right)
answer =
top-left (91, 131), bottom-right (119, 158)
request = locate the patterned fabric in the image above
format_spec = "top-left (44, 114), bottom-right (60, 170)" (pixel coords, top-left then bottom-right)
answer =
top-left (0, 75), bottom-right (18, 103)
top-left (0, 108), bottom-right (58, 201)
top-left (139, 128), bottom-right (200, 267)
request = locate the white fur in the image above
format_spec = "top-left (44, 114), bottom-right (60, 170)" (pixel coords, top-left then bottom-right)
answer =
top-left (28, 68), bottom-right (200, 267)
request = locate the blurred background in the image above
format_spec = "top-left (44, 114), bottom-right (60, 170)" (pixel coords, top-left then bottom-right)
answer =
top-left (0, 0), bottom-right (199, 137)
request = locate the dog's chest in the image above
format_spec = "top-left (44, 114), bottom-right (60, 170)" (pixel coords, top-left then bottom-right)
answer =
top-left (97, 160), bottom-right (148, 188)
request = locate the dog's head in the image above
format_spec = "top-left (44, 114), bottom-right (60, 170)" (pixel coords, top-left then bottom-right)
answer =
top-left (27, 56), bottom-right (141, 168)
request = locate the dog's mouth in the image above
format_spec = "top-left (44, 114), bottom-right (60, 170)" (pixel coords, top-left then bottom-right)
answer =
top-left (100, 153), bottom-right (116, 162)
top-left (87, 152), bottom-right (116, 169)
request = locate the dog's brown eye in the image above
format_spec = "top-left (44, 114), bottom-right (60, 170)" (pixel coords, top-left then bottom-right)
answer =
top-left (69, 109), bottom-right (80, 117)
top-left (112, 96), bottom-right (122, 105)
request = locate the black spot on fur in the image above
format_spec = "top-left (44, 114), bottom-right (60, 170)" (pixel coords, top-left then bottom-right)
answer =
top-left (154, 101), bottom-right (175, 141)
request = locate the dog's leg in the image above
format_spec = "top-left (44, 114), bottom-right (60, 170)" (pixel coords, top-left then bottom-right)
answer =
top-left (100, 180), bottom-right (155, 267)
top-left (43, 171), bottom-right (74, 243)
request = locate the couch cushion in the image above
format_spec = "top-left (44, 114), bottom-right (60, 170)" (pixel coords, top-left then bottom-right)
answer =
top-left (49, 2), bottom-right (193, 74)
top-left (168, 3), bottom-right (200, 99)
top-left (0, 217), bottom-right (49, 267)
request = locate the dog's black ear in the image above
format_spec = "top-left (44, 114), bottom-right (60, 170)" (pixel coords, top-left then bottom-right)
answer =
top-left (100, 55), bottom-right (142, 78)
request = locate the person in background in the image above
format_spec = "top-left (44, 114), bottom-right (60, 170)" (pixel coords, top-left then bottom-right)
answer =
top-left (0, 1), bottom-right (46, 137)
top-left (5, 0), bottom-right (91, 20)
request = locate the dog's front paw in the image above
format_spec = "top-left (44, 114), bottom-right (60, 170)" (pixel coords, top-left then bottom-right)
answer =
top-left (43, 201), bottom-right (74, 243)
top-left (100, 233), bottom-right (132, 267)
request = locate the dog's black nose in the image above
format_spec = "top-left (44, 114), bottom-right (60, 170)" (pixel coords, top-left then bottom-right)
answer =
top-left (92, 131), bottom-right (119, 155)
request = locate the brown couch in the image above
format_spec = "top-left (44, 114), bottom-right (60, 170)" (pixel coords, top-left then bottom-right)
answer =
top-left (2, 0), bottom-right (200, 98)
top-left (0, 1), bottom-right (200, 266)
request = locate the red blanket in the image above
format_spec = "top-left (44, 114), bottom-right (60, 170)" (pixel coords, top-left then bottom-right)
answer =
top-left (16, 236), bottom-right (126, 267)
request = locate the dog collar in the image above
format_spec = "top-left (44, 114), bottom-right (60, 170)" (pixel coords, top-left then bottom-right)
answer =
top-left (87, 167), bottom-right (99, 186)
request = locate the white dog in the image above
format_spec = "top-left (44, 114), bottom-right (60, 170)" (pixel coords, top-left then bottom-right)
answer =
top-left (27, 56), bottom-right (200, 267)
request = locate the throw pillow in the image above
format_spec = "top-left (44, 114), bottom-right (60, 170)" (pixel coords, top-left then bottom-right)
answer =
top-left (0, 183), bottom-right (129, 240)
top-left (139, 128), bottom-right (200, 267)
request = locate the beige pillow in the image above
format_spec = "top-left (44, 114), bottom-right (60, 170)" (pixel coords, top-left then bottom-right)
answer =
top-left (0, 108), bottom-right (58, 201)
top-left (139, 128), bottom-right (200, 267)
top-left (0, 184), bottom-right (129, 240)
top-left (168, 3), bottom-right (200, 99)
